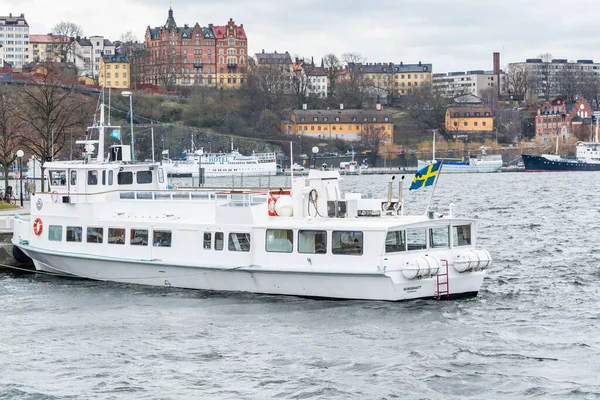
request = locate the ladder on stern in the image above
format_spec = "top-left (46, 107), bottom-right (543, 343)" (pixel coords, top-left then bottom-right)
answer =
top-left (436, 259), bottom-right (450, 300)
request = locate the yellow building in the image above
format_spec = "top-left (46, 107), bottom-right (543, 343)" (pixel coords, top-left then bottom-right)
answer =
top-left (98, 54), bottom-right (130, 89)
top-left (29, 34), bottom-right (69, 62)
top-left (445, 107), bottom-right (493, 135)
top-left (349, 62), bottom-right (433, 96)
top-left (281, 106), bottom-right (394, 142)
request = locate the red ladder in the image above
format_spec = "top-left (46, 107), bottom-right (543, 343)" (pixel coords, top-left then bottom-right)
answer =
top-left (436, 259), bottom-right (450, 300)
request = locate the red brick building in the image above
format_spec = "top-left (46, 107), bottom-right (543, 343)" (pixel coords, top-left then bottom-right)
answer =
top-left (535, 96), bottom-right (593, 141)
top-left (143, 8), bottom-right (247, 89)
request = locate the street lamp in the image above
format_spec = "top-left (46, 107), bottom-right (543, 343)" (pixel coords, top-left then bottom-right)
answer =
top-left (121, 91), bottom-right (135, 162)
top-left (312, 146), bottom-right (319, 169)
top-left (16, 149), bottom-right (24, 207)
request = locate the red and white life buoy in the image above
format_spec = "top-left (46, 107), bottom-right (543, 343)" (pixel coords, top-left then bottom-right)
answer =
top-left (33, 218), bottom-right (43, 236)
top-left (268, 193), bottom-right (278, 216)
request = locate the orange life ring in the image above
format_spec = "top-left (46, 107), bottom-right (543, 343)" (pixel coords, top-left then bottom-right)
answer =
top-left (33, 218), bottom-right (43, 236)
top-left (268, 193), bottom-right (278, 216)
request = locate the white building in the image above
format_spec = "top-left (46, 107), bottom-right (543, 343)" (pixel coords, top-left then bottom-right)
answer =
top-left (304, 65), bottom-right (328, 98)
top-left (73, 35), bottom-right (116, 78)
top-left (0, 13), bottom-right (29, 69)
top-left (433, 70), bottom-right (505, 99)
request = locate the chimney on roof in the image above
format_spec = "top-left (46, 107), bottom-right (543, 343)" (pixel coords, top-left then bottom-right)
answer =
top-left (419, 61), bottom-right (422, 66)
top-left (9, 13), bottom-right (11, 17)
top-left (400, 61), bottom-right (403, 66)
top-left (262, 49), bottom-right (264, 53)
top-left (340, 104), bottom-right (344, 110)
top-left (302, 103), bottom-right (307, 110)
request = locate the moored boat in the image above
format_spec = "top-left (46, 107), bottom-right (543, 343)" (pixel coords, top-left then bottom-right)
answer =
top-left (522, 141), bottom-right (600, 172)
top-left (11, 100), bottom-right (492, 301)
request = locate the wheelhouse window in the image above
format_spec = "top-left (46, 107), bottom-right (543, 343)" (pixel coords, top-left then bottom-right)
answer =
top-left (158, 168), bottom-right (164, 183)
top-left (108, 228), bottom-right (126, 244)
top-left (153, 230), bottom-right (172, 247)
top-left (48, 225), bottom-right (63, 242)
top-left (86, 227), bottom-right (104, 243)
top-left (228, 232), bottom-right (251, 252)
top-left (265, 229), bottom-right (293, 253)
top-left (453, 225), bottom-right (472, 246)
top-left (66, 226), bottom-right (82, 242)
top-left (429, 226), bottom-right (450, 248)
top-left (298, 230), bottom-right (327, 254)
top-left (108, 170), bottom-right (114, 185)
top-left (50, 170), bottom-right (67, 186)
top-left (136, 171), bottom-right (152, 184)
top-left (406, 228), bottom-right (427, 250)
top-left (215, 232), bottom-right (224, 250)
top-left (203, 232), bottom-right (212, 249)
top-left (117, 171), bottom-right (133, 185)
top-left (87, 170), bottom-right (98, 185)
top-left (131, 229), bottom-right (148, 246)
top-left (332, 231), bottom-right (363, 255)
top-left (385, 230), bottom-right (406, 253)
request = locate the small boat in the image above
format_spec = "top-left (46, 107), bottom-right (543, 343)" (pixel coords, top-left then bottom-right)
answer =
top-left (339, 148), bottom-right (362, 175)
top-left (11, 97), bottom-right (492, 302)
top-left (162, 137), bottom-right (277, 178)
top-left (418, 130), bottom-right (502, 173)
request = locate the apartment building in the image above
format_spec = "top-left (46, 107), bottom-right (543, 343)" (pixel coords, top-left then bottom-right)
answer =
top-left (281, 105), bottom-right (394, 142)
top-left (73, 36), bottom-right (116, 79)
top-left (0, 13), bottom-right (29, 69)
top-left (98, 54), bottom-right (130, 89)
top-left (29, 33), bottom-right (69, 62)
top-left (348, 62), bottom-right (433, 95)
top-left (433, 70), bottom-right (505, 98)
top-left (535, 96), bottom-right (592, 140)
top-left (144, 7), bottom-right (247, 88)
top-left (445, 107), bottom-right (493, 136)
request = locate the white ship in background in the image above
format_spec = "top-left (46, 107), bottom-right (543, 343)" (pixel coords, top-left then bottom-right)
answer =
top-left (162, 137), bottom-right (277, 178)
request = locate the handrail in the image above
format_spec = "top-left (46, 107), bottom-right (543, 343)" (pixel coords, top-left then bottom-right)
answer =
top-left (35, 186), bottom-right (290, 197)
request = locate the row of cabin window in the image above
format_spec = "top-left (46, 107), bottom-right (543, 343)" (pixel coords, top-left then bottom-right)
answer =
top-left (48, 225), bottom-right (172, 247)
top-left (385, 225), bottom-right (471, 253)
top-left (48, 169), bottom-right (164, 188)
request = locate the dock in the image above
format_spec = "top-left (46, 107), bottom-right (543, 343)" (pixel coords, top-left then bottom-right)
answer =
top-left (0, 202), bottom-right (33, 270)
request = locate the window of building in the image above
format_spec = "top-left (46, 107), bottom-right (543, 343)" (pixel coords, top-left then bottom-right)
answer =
top-left (298, 230), bottom-right (327, 254)
top-left (48, 225), bottom-right (63, 242)
top-left (406, 228), bottom-right (427, 250)
top-left (454, 112), bottom-right (459, 117)
top-left (131, 229), bottom-right (148, 246)
top-left (203, 232), bottom-right (212, 249)
top-left (484, 112), bottom-right (490, 116)
top-left (108, 228), bottom-right (126, 244)
top-left (474, 122), bottom-right (478, 126)
top-left (453, 225), bottom-right (472, 246)
top-left (66, 226), bottom-right (82, 242)
top-left (453, 122), bottom-right (458, 127)
top-left (464, 122), bottom-right (468, 126)
top-left (335, 117), bottom-right (340, 122)
top-left (385, 230), bottom-right (405, 252)
top-left (215, 232), bottom-right (224, 250)
top-left (106, 72), bottom-right (111, 78)
top-left (228, 232), bottom-right (251, 252)
top-left (87, 170), bottom-right (98, 185)
top-left (475, 112), bottom-right (480, 116)
top-left (430, 227), bottom-right (450, 248)
top-left (153, 230), bottom-right (172, 247)
top-left (332, 231), bottom-right (363, 255)
top-left (483, 121), bottom-right (487, 126)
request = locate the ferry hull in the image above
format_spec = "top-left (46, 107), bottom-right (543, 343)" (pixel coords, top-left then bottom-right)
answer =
top-left (521, 154), bottom-right (600, 172)
top-left (17, 245), bottom-right (484, 302)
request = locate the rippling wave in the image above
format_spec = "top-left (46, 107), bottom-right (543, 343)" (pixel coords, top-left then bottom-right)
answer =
top-left (1, 172), bottom-right (600, 399)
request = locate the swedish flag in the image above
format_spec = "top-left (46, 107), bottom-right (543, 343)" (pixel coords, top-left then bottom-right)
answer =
top-left (410, 162), bottom-right (441, 191)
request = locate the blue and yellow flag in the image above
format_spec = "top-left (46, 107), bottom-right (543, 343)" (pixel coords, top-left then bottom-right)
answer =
top-left (409, 162), bottom-right (441, 190)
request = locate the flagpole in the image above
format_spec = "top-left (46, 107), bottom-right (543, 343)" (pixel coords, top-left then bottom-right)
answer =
top-left (425, 160), bottom-right (444, 215)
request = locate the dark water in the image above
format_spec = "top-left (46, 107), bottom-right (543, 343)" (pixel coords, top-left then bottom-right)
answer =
top-left (2, 172), bottom-right (600, 399)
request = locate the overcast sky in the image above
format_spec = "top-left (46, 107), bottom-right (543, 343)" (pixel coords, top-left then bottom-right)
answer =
top-left (5, 0), bottom-right (600, 72)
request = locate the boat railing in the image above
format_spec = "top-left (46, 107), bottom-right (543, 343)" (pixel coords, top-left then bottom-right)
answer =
top-left (117, 190), bottom-right (267, 206)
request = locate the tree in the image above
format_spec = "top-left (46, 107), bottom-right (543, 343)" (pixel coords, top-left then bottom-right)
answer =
top-left (505, 64), bottom-right (530, 100)
top-left (322, 53), bottom-right (341, 98)
top-left (17, 63), bottom-right (92, 191)
top-left (0, 87), bottom-right (24, 193)
top-left (580, 71), bottom-right (600, 109)
top-left (337, 54), bottom-right (369, 109)
top-left (479, 87), bottom-right (499, 109)
top-left (119, 31), bottom-right (146, 90)
top-left (292, 68), bottom-right (309, 108)
top-left (396, 84), bottom-right (449, 131)
top-left (51, 21), bottom-right (83, 64)
top-left (378, 141), bottom-right (398, 168)
top-left (243, 62), bottom-right (289, 114)
top-left (557, 62), bottom-right (584, 103)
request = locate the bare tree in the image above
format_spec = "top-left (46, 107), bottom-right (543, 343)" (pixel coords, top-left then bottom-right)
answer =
top-left (51, 21), bottom-right (83, 64)
top-left (119, 31), bottom-right (146, 90)
top-left (505, 64), bottom-right (530, 99)
top-left (479, 87), bottom-right (499, 109)
top-left (292, 68), bottom-right (309, 108)
top-left (17, 63), bottom-right (92, 191)
top-left (322, 53), bottom-right (341, 98)
top-left (0, 87), bottom-right (24, 193)
top-left (557, 62), bottom-right (584, 103)
top-left (396, 84), bottom-right (449, 131)
top-left (341, 52), bottom-right (365, 65)
top-left (337, 54), bottom-right (369, 109)
top-left (243, 62), bottom-right (288, 114)
top-left (580, 71), bottom-right (600, 109)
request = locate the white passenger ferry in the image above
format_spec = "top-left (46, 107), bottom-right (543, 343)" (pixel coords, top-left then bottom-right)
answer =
top-left (11, 104), bottom-right (492, 301)
top-left (162, 138), bottom-right (277, 178)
